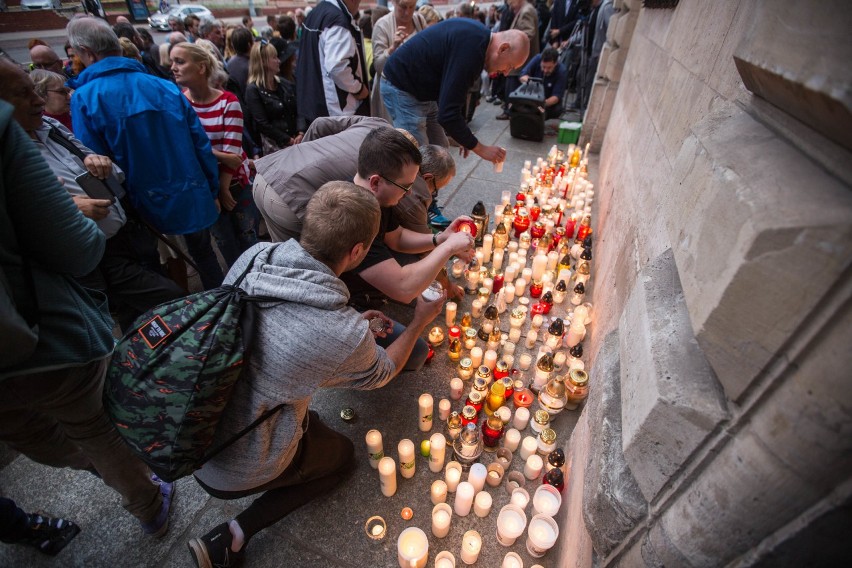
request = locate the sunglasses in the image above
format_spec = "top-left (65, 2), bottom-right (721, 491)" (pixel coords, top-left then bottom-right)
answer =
top-left (379, 173), bottom-right (414, 194)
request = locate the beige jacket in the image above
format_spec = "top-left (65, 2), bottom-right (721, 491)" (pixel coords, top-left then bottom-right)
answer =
top-left (370, 11), bottom-right (427, 120)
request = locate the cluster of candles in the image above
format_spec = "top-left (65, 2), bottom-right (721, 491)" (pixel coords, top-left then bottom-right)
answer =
top-left (369, 143), bottom-right (595, 567)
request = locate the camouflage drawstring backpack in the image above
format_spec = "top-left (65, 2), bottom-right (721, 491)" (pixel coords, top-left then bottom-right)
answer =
top-left (104, 250), bottom-right (283, 482)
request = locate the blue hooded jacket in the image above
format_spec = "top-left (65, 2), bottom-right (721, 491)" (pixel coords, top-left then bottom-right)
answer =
top-left (69, 57), bottom-right (219, 235)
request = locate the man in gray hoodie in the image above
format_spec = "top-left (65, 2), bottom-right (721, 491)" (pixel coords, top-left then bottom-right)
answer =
top-left (188, 181), bottom-right (444, 568)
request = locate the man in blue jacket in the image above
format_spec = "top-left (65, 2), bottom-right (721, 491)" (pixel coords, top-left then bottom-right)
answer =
top-left (67, 16), bottom-right (224, 289)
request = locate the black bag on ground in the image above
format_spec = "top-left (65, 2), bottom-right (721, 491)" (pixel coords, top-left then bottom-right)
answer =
top-left (509, 78), bottom-right (546, 142)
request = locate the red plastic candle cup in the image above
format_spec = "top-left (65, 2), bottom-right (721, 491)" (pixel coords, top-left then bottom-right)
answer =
top-left (456, 219), bottom-right (478, 237)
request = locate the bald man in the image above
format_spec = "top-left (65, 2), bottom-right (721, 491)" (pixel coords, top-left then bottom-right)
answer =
top-left (381, 19), bottom-right (529, 164)
top-left (29, 45), bottom-right (65, 76)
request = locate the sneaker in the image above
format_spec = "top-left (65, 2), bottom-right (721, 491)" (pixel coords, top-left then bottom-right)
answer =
top-left (428, 212), bottom-right (452, 231)
top-left (492, 98), bottom-right (503, 105)
top-left (188, 523), bottom-right (245, 568)
top-left (140, 475), bottom-right (176, 538)
top-left (15, 513), bottom-right (81, 556)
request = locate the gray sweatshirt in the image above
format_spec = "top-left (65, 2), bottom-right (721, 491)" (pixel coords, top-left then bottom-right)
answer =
top-left (194, 240), bottom-right (396, 492)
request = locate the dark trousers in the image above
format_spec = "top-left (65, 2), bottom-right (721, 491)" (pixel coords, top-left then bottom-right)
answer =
top-left (0, 498), bottom-right (29, 542)
top-left (183, 228), bottom-right (224, 290)
top-left (195, 411), bottom-right (354, 540)
top-left (78, 219), bottom-right (185, 331)
top-left (0, 358), bottom-right (162, 522)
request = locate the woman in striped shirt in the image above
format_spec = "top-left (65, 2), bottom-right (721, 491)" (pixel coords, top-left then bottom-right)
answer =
top-left (171, 42), bottom-right (260, 268)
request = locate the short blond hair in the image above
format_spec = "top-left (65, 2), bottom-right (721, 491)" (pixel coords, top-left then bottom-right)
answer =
top-left (248, 41), bottom-right (279, 91)
top-left (300, 181), bottom-right (381, 267)
top-left (172, 41), bottom-right (220, 79)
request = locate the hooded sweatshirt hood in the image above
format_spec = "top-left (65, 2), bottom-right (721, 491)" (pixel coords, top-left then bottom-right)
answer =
top-left (227, 240), bottom-right (350, 310)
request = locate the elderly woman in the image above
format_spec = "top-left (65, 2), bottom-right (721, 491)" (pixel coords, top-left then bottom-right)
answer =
top-left (30, 69), bottom-right (72, 132)
top-left (9, 63), bottom-right (183, 330)
top-left (171, 41), bottom-right (259, 268)
top-left (370, 0), bottom-right (426, 121)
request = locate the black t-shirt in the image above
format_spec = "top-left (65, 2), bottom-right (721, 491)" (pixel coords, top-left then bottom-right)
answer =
top-left (341, 207), bottom-right (400, 306)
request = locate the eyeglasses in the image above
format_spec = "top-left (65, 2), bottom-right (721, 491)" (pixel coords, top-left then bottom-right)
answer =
top-left (46, 88), bottom-right (72, 96)
top-left (379, 173), bottom-right (414, 194)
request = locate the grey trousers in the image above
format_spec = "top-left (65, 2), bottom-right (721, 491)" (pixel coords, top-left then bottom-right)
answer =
top-left (253, 173), bottom-right (302, 243)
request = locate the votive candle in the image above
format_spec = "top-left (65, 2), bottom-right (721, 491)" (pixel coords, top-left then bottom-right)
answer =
top-left (460, 531), bottom-right (482, 565)
top-left (398, 439), bottom-right (416, 479)
top-left (445, 461), bottom-right (462, 492)
top-left (450, 378), bottom-right (464, 400)
top-left (469, 347), bottom-right (483, 368)
top-left (468, 462), bottom-right (487, 493)
top-left (445, 302), bottom-right (457, 327)
top-left (431, 479), bottom-right (448, 505)
top-left (397, 526), bottom-right (428, 568)
top-left (430, 433), bottom-right (447, 473)
top-left (520, 436), bottom-right (538, 460)
top-left (473, 491), bottom-right (492, 518)
top-left (503, 428), bottom-right (521, 452)
top-left (484, 349), bottom-right (498, 371)
top-left (378, 456), bottom-right (397, 497)
top-left (454, 481), bottom-right (475, 517)
top-left (419, 393), bottom-right (434, 432)
top-left (431, 503), bottom-right (452, 539)
top-left (524, 454), bottom-right (544, 480)
top-left (513, 407), bottom-right (531, 430)
top-left (366, 429), bottom-right (383, 469)
top-left (438, 398), bottom-right (452, 421)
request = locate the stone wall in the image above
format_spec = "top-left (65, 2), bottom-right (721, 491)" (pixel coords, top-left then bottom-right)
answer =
top-left (557, 0), bottom-right (852, 566)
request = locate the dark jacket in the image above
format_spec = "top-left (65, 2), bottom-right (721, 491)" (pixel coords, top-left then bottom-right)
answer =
top-left (550, 0), bottom-right (586, 43)
top-left (245, 79), bottom-right (298, 147)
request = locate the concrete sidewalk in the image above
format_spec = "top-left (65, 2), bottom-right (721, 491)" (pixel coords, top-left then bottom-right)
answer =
top-left (0, 100), bottom-right (586, 568)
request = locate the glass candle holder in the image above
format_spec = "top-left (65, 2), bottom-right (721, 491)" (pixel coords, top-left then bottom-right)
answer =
top-left (463, 328), bottom-right (477, 350)
top-left (485, 380), bottom-right (506, 417)
top-left (536, 428), bottom-right (557, 456)
top-left (446, 411), bottom-right (463, 440)
top-left (458, 358), bottom-right (474, 380)
top-left (530, 410), bottom-right (550, 434)
top-left (453, 423), bottom-right (483, 470)
top-left (482, 414), bottom-right (505, 451)
top-left (365, 515), bottom-right (387, 541)
top-left (465, 391), bottom-right (484, 414)
top-left (565, 369), bottom-right (590, 410)
top-left (460, 405), bottom-right (478, 426)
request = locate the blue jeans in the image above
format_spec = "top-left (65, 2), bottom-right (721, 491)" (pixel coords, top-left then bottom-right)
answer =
top-left (380, 77), bottom-right (448, 148)
top-left (375, 320), bottom-right (430, 372)
top-left (210, 181), bottom-right (261, 268)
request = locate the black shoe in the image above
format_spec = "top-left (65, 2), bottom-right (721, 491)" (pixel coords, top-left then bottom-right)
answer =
top-left (16, 513), bottom-right (81, 556)
top-left (188, 523), bottom-right (245, 568)
top-left (485, 95), bottom-right (496, 103)
top-left (492, 98), bottom-right (503, 105)
top-left (496, 113), bottom-right (510, 120)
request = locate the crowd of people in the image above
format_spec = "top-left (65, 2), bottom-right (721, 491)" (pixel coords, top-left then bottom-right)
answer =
top-left (0, 1), bottom-right (610, 566)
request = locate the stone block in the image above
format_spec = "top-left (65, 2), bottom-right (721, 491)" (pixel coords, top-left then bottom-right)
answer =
top-left (619, 248), bottom-right (729, 502)
top-left (610, 9), bottom-right (638, 50)
top-left (657, 430), bottom-right (825, 567)
top-left (733, 0), bottom-right (852, 152)
top-left (598, 42), bottom-right (613, 79)
top-left (582, 330), bottom-right (648, 557)
top-left (669, 104), bottom-right (852, 401)
top-left (663, 0), bottom-right (739, 84)
top-left (604, 46), bottom-right (626, 84)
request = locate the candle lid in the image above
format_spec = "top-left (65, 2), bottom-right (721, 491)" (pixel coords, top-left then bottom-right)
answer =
top-left (464, 328), bottom-right (477, 340)
top-left (544, 376), bottom-right (567, 398)
top-left (473, 376), bottom-right (488, 391)
top-left (462, 405), bottom-right (478, 420)
top-left (511, 307), bottom-right (525, 320)
top-left (460, 357), bottom-right (473, 368)
top-left (468, 390), bottom-right (483, 403)
top-left (539, 428), bottom-right (557, 444)
top-left (339, 407), bottom-right (355, 422)
top-left (533, 409), bottom-right (550, 425)
top-left (568, 369), bottom-right (589, 386)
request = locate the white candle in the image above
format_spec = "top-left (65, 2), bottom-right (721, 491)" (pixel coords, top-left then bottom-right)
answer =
top-left (504, 264), bottom-right (517, 284)
top-left (502, 283), bottom-right (516, 305)
top-left (546, 251), bottom-right (559, 271)
top-left (508, 327), bottom-right (522, 343)
top-left (467, 462), bottom-right (487, 493)
top-left (513, 407), bottom-right (531, 430)
top-left (532, 484), bottom-right (562, 517)
top-left (492, 249), bottom-right (504, 271)
top-left (435, 550), bottom-right (456, 568)
top-left (460, 531), bottom-right (482, 565)
top-left (366, 429), bottom-right (383, 469)
top-left (438, 398), bottom-right (452, 421)
top-left (445, 302), bottom-right (457, 327)
top-left (467, 347), bottom-right (482, 369)
top-left (514, 278), bottom-right (527, 297)
top-left (471, 299), bottom-right (483, 319)
top-left (378, 456), bottom-right (397, 497)
top-left (524, 454), bottom-right (544, 480)
top-left (531, 254), bottom-right (547, 282)
top-left (445, 461), bottom-right (462, 492)
top-left (508, 241), bottom-right (518, 254)
top-left (518, 353), bottom-right (533, 370)
top-left (496, 405), bottom-right (511, 424)
top-left (524, 329), bottom-right (538, 349)
top-left (503, 341), bottom-right (516, 356)
top-left (452, 259), bottom-right (465, 278)
top-left (502, 552), bottom-right (523, 568)
top-left (398, 439), bottom-right (416, 479)
top-left (503, 427), bottom-right (521, 452)
top-left (564, 319), bottom-right (586, 347)
top-left (475, 250), bottom-right (484, 267)
top-left (484, 349), bottom-right (498, 371)
top-left (496, 505), bottom-right (527, 547)
top-left (397, 527), bottom-right (429, 568)
top-left (429, 433), bottom-right (447, 473)
top-left (521, 268), bottom-right (533, 283)
top-left (419, 393), bottom-right (434, 432)
top-left (450, 377), bottom-right (464, 400)
top-left (431, 479), bottom-right (448, 505)
top-left (553, 351), bottom-right (567, 370)
top-left (487, 463), bottom-right (505, 486)
top-left (531, 314), bottom-right (543, 330)
top-left (520, 436), bottom-right (538, 460)
top-left (510, 487), bottom-right (530, 510)
top-left (482, 234), bottom-right (493, 263)
top-left (454, 482), bottom-right (475, 517)
top-left (431, 504), bottom-right (452, 539)
top-left (473, 491), bottom-right (492, 518)
top-left (526, 515), bottom-right (559, 558)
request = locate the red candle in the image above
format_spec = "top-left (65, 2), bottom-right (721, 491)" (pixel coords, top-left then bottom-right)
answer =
top-left (513, 210), bottom-right (531, 238)
top-left (529, 281), bottom-right (543, 298)
top-left (448, 326), bottom-right (461, 339)
top-left (531, 302), bottom-right (548, 315)
top-left (529, 204), bottom-right (541, 222)
top-left (492, 273), bottom-right (504, 294)
top-left (564, 216), bottom-right (577, 240)
top-left (530, 222), bottom-right (545, 240)
top-left (482, 417), bottom-right (504, 449)
top-left (513, 388), bottom-right (534, 409)
top-left (456, 219), bottom-right (478, 237)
